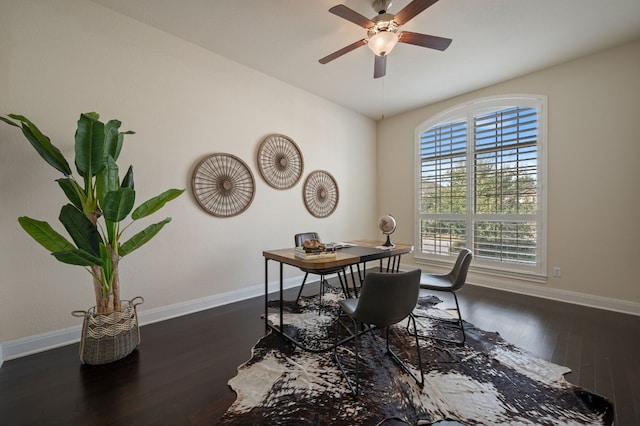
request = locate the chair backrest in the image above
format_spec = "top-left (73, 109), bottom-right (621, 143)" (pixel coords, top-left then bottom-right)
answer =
top-left (448, 248), bottom-right (473, 291)
top-left (294, 232), bottom-right (320, 247)
top-left (352, 269), bottom-right (421, 328)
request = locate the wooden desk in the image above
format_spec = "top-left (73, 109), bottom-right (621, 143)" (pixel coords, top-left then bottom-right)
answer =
top-left (263, 240), bottom-right (413, 352)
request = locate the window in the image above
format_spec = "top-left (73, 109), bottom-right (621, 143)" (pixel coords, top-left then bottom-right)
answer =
top-left (415, 96), bottom-right (546, 278)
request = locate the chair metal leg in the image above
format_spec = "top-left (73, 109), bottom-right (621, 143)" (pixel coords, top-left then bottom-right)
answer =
top-left (410, 291), bottom-right (466, 345)
top-left (336, 269), bottom-right (350, 298)
top-left (354, 318), bottom-right (360, 396)
top-left (451, 292), bottom-right (466, 344)
top-left (334, 313), bottom-right (360, 397)
top-left (385, 315), bottom-right (424, 388)
top-left (295, 272), bottom-right (310, 303)
top-left (347, 265), bottom-right (359, 298)
top-left (335, 314), bottom-right (424, 397)
top-left (384, 255), bottom-right (401, 272)
top-left (318, 274), bottom-right (332, 313)
top-left (299, 270), bottom-right (351, 313)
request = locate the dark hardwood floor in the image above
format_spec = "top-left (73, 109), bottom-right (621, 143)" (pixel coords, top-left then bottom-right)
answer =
top-left (1, 281), bottom-right (638, 425)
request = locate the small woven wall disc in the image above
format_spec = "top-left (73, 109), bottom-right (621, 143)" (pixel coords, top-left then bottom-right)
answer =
top-left (303, 170), bottom-right (339, 218)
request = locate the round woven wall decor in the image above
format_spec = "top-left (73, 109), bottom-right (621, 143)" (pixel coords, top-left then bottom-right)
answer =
top-left (191, 153), bottom-right (255, 217)
top-left (303, 170), bottom-right (339, 218)
top-left (257, 134), bottom-right (304, 190)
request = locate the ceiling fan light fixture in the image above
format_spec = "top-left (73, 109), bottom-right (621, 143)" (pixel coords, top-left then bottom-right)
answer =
top-left (367, 30), bottom-right (399, 56)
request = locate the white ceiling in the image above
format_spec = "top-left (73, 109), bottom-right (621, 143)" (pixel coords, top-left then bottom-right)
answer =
top-left (90, 0), bottom-right (640, 119)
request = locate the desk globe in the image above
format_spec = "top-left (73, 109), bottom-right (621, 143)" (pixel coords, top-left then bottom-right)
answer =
top-left (378, 214), bottom-right (397, 247)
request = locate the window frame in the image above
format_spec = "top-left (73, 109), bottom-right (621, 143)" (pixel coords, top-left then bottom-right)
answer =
top-left (414, 95), bottom-right (548, 281)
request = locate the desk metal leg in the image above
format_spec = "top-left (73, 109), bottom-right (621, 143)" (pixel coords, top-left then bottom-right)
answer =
top-left (382, 254), bottom-right (402, 272)
top-left (263, 258), bottom-right (285, 332)
top-left (264, 259), bottom-right (357, 353)
top-left (263, 258), bottom-right (285, 333)
top-left (279, 261), bottom-right (284, 333)
top-left (264, 258), bottom-right (269, 332)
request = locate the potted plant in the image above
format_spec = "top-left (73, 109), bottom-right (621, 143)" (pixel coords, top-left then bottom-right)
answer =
top-left (1, 112), bottom-right (183, 364)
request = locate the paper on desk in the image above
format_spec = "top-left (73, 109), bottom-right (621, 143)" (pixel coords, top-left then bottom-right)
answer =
top-left (326, 242), bottom-right (357, 249)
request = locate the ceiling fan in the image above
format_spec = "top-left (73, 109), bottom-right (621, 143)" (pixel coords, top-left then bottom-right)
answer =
top-left (319, 0), bottom-right (452, 78)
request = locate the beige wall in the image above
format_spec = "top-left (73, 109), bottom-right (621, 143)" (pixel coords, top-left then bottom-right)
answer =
top-left (377, 39), bottom-right (640, 309)
top-left (2, 0), bottom-right (638, 358)
top-left (0, 0), bottom-right (377, 344)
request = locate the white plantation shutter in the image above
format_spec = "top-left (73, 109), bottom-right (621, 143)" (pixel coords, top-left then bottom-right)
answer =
top-left (416, 96), bottom-right (546, 277)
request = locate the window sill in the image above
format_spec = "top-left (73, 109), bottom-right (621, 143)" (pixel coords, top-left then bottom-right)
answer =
top-left (414, 256), bottom-right (547, 285)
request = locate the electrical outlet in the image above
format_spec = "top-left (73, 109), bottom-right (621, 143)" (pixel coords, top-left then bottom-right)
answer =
top-left (552, 267), bottom-right (561, 277)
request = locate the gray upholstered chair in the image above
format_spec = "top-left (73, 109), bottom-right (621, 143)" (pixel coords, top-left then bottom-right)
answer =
top-left (333, 268), bottom-right (424, 396)
top-left (415, 248), bottom-right (473, 345)
top-left (294, 232), bottom-right (347, 304)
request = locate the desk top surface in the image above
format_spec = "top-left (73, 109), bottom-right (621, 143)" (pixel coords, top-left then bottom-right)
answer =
top-left (263, 239), bottom-right (413, 270)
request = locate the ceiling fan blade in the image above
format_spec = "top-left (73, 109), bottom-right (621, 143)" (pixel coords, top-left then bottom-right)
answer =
top-left (393, 0), bottom-right (439, 25)
top-left (319, 39), bottom-right (367, 64)
top-left (399, 31), bottom-right (452, 51)
top-left (374, 55), bottom-right (387, 79)
top-left (329, 5), bottom-right (375, 28)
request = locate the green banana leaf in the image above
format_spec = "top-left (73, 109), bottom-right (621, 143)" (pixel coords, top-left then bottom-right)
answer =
top-left (52, 249), bottom-right (103, 267)
top-left (2, 115), bottom-right (72, 176)
top-left (132, 189), bottom-right (184, 220)
top-left (0, 116), bottom-right (19, 127)
top-left (103, 119), bottom-right (134, 161)
top-left (75, 113), bottom-right (106, 178)
top-left (102, 188), bottom-right (135, 222)
top-left (119, 217), bottom-right (172, 257)
top-left (58, 204), bottom-right (102, 257)
top-left (96, 157), bottom-right (120, 209)
top-left (104, 119), bottom-right (122, 161)
top-left (56, 178), bottom-right (85, 211)
top-left (18, 216), bottom-right (76, 253)
top-left (121, 166), bottom-right (134, 189)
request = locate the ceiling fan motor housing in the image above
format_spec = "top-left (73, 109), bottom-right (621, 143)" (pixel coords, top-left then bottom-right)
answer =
top-left (373, 0), bottom-right (393, 14)
top-left (369, 13), bottom-right (398, 32)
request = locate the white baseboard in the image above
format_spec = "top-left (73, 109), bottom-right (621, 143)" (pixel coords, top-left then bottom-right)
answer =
top-left (0, 275), bottom-right (302, 364)
top-left (0, 325), bottom-right (83, 363)
top-left (412, 261), bottom-right (640, 316)
top-left (469, 275), bottom-right (640, 316)
top-left (3, 266), bottom-right (638, 365)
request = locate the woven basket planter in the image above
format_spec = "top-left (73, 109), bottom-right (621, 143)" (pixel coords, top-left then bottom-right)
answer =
top-left (72, 297), bottom-right (144, 365)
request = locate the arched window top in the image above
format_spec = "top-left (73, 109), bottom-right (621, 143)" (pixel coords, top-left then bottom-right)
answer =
top-left (417, 95), bottom-right (546, 135)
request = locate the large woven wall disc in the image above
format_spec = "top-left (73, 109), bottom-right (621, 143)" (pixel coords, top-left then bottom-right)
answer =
top-left (303, 170), bottom-right (339, 218)
top-left (257, 134), bottom-right (304, 190)
top-left (191, 153), bottom-right (255, 217)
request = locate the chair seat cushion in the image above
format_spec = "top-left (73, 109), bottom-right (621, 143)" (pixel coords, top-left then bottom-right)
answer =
top-left (299, 267), bottom-right (344, 274)
top-left (338, 298), bottom-right (359, 316)
top-left (419, 273), bottom-right (454, 290)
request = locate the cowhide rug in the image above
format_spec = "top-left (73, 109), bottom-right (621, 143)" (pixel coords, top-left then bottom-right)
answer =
top-left (219, 289), bottom-right (613, 425)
